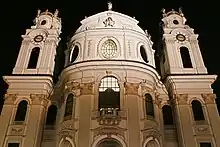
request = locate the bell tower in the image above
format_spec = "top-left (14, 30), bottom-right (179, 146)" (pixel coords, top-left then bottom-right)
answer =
top-left (13, 9), bottom-right (61, 75)
top-left (1, 9), bottom-right (61, 147)
top-left (159, 9), bottom-right (220, 147)
top-left (159, 8), bottom-right (207, 78)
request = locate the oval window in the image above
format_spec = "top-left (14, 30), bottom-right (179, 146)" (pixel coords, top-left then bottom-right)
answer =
top-left (173, 20), bottom-right (179, 25)
top-left (140, 46), bottom-right (148, 63)
top-left (41, 20), bottom-right (46, 25)
top-left (70, 45), bottom-right (79, 63)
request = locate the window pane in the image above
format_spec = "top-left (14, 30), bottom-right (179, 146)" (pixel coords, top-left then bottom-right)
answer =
top-left (8, 143), bottom-right (19, 147)
top-left (200, 142), bottom-right (212, 147)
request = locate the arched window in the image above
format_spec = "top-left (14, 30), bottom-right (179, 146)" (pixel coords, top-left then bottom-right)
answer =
top-left (146, 140), bottom-right (159, 147)
top-left (98, 139), bottom-right (122, 147)
top-left (145, 94), bottom-right (154, 117)
top-left (46, 105), bottom-right (57, 125)
top-left (180, 47), bottom-right (192, 68)
top-left (27, 47), bottom-right (40, 69)
top-left (64, 94), bottom-right (74, 119)
top-left (140, 45), bottom-right (149, 63)
top-left (191, 100), bottom-right (205, 121)
top-left (162, 105), bottom-right (174, 126)
top-left (99, 76), bottom-right (120, 115)
top-left (14, 100), bottom-right (28, 121)
top-left (70, 45), bottom-right (79, 63)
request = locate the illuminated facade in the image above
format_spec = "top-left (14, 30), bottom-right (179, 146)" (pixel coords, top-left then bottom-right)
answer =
top-left (1, 3), bottom-right (220, 147)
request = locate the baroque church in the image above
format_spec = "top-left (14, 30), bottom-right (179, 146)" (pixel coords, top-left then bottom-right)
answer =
top-left (1, 2), bottom-right (220, 147)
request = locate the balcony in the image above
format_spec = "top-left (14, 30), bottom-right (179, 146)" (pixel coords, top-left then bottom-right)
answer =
top-left (97, 108), bottom-right (122, 125)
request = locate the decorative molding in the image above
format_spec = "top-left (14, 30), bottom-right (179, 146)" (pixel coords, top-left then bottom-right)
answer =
top-left (174, 94), bottom-right (188, 105)
top-left (103, 17), bottom-right (115, 27)
top-left (4, 94), bottom-right (18, 104)
top-left (80, 82), bottom-right (94, 95)
top-left (30, 94), bottom-right (49, 106)
top-left (201, 93), bottom-right (216, 104)
top-left (9, 126), bottom-right (25, 136)
top-left (141, 128), bottom-right (161, 141)
top-left (193, 125), bottom-right (210, 135)
top-left (58, 120), bottom-right (77, 139)
top-left (92, 126), bottom-right (126, 139)
top-left (87, 40), bottom-right (92, 57)
top-left (124, 82), bottom-right (139, 95)
top-left (65, 81), bottom-right (81, 96)
top-left (128, 40), bottom-right (132, 56)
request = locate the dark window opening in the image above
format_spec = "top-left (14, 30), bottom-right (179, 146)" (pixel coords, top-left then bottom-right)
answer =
top-left (145, 93), bottom-right (154, 117)
top-left (200, 142), bottom-right (212, 147)
top-left (192, 100), bottom-right (205, 121)
top-left (41, 20), bottom-right (46, 25)
top-left (14, 100), bottom-right (28, 121)
top-left (140, 45), bottom-right (149, 63)
top-left (46, 105), bottom-right (57, 125)
top-left (8, 143), bottom-right (19, 147)
top-left (27, 47), bottom-right (40, 69)
top-left (98, 76), bottom-right (120, 115)
top-left (64, 94), bottom-right (74, 118)
top-left (98, 139), bottom-right (122, 147)
top-left (180, 47), bottom-right (193, 68)
top-left (70, 46), bottom-right (79, 63)
top-left (173, 20), bottom-right (179, 25)
top-left (162, 105), bottom-right (174, 125)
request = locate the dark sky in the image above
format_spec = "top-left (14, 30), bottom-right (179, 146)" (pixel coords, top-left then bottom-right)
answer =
top-left (0, 0), bottom-right (219, 76)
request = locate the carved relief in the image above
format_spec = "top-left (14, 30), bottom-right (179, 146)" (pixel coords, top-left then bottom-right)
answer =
top-left (4, 94), bottom-right (18, 104)
top-left (142, 128), bottom-right (161, 141)
top-left (103, 17), bottom-right (115, 27)
top-left (10, 126), bottom-right (25, 136)
top-left (193, 125), bottom-right (210, 135)
top-left (87, 40), bottom-right (92, 57)
top-left (92, 126), bottom-right (126, 139)
top-left (124, 82), bottom-right (139, 95)
top-left (201, 93), bottom-right (216, 104)
top-left (128, 40), bottom-right (132, 56)
top-left (65, 81), bottom-right (81, 96)
top-left (80, 82), bottom-right (94, 95)
top-left (174, 94), bottom-right (188, 105)
top-left (58, 120), bottom-right (77, 139)
top-left (154, 97), bottom-right (163, 109)
top-left (30, 94), bottom-right (49, 107)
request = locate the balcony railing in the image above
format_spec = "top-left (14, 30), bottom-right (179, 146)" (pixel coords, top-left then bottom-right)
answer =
top-left (98, 108), bottom-right (121, 125)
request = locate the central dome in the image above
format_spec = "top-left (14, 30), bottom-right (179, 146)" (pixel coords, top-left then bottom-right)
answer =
top-left (75, 10), bottom-right (145, 34)
top-left (65, 8), bottom-right (155, 71)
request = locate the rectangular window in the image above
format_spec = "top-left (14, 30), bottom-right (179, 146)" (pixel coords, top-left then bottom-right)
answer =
top-left (8, 143), bottom-right (19, 147)
top-left (200, 142), bottom-right (212, 147)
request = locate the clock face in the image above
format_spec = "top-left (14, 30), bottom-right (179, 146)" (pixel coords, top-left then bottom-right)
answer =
top-left (176, 34), bottom-right (186, 42)
top-left (34, 35), bottom-right (44, 42)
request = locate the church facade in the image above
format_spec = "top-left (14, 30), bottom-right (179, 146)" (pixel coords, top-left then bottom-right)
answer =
top-left (1, 3), bottom-right (220, 147)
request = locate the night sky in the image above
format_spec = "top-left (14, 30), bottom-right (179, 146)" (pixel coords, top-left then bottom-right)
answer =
top-left (0, 0), bottom-right (220, 93)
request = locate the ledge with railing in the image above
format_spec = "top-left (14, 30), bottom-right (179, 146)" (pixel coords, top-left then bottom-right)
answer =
top-left (92, 107), bottom-right (126, 125)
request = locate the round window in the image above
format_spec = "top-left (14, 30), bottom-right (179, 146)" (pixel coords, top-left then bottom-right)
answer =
top-left (41, 20), bottom-right (47, 25)
top-left (173, 20), bottom-right (179, 25)
top-left (101, 39), bottom-right (117, 59)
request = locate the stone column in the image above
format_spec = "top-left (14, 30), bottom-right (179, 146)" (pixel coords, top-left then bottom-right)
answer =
top-left (202, 93), bottom-right (220, 146)
top-left (124, 82), bottom-right (141, 147)
top-left (173, 94), bottom-right (195, 147)
top-left (23, 94), bottom-right (49, 147)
